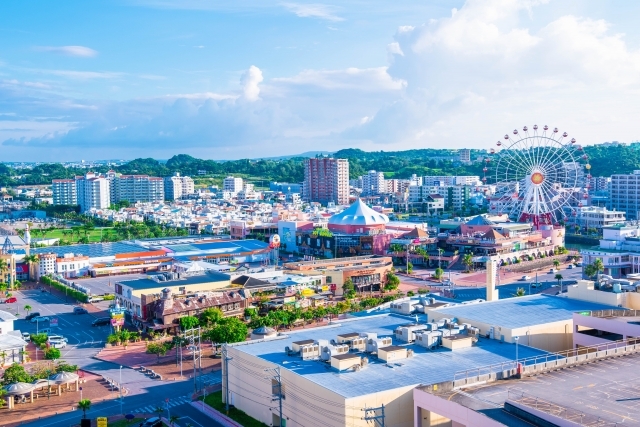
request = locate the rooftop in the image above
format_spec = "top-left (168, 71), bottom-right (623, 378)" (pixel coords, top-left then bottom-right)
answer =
top-left (118, 271), bottom-right (230, 290)
top-left (439, 351), bottom-right (640, 426)
top-left (162, 239), bottom-right (269, 255)
top-left (430, 294), bottom-right (618, 329)
top-left (32, 242), bottom-right (147, 259)
top-left (232, 314), bottom-right (547, 398)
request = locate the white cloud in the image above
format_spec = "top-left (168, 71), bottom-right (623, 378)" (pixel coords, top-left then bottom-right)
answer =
top-left (28, 69), bottom-right (122, 79)
top-left (34, 46), bottom-right (98, 57)
top-left (241, 65), bottom-right (264, 101)
top-left (163, 92), bottom-right (239, 101)
top-left (387, 42), bottom-right (404, 56)
top-left (281, 3), bottom-right (344, 22)
top-left (272, 67), bottom-right (406, 91)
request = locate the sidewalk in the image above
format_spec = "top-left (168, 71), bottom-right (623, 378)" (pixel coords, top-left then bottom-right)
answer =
top-left (189, 401), bottom-right (242, 427)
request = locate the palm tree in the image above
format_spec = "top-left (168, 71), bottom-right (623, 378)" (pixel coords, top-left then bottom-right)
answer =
top-left (555, 273), bottom-right (563, 286)
top-left (0, 259), bottom-right (7, 287)
top-left (169, 415), bottom-right (180, 426)
top-left (0, 351), bottom-right (7, 366)
top-left (24, 305), bottom-right (32, 318)
top-left (462, 253), bottom-right (474, 272)
top-left (78, 399), bottom-right (91, 419)
top-left (22, 254), bottom-right (38, 281)
top-left (553, 259), bottom-right (560, 269)
top-left (514, 288), bottom-right (526, 297)
top-left (592, 258), bottom-right (604, 281)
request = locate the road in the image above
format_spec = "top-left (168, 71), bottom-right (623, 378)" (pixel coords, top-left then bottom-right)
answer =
top-left (6, 288), bottom-right (224, 427)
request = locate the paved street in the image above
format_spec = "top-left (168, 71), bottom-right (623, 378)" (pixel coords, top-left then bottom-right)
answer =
top-left (3, 288), bottom-right (223, 427)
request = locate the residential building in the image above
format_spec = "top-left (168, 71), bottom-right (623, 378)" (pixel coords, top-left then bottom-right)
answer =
top-left (52, 179), bottom-right (77, 205)
top-left (76, 172), bottom-right (110, 212)
top-left (581, 224), bottom-right (640, 277)
top-left (361, 170), bottom-right (385, 196)
top-left (458, 148), bottom-right (471, 164)
top-left (610, 170), bottom-right (640, 220)
top-left (586, 175), bottom-right (610, 192)
top-left (422, 176), bottom-right (480, 186)
top-left (0, 310), bottom-right (28, 367)
top-left (164, 173), bottom-right (195, 201)
top-left (116, 175), bottom-right (164, 204)
top-left (223, 176), bottom-right (244, 193)
top-left (269, 182), bottom-right (302, 193)
top-left (303, 158), bottom-right (349, 205)
top-left (563, 205), bottom-right (625, 231)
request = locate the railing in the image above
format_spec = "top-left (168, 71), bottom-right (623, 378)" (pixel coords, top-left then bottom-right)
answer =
top-left (453, 338), bottom-right (638, 382)
top-left (583, 309), bottom-right (640, 318)
top-left (507, 389), bottom-right (619, 427)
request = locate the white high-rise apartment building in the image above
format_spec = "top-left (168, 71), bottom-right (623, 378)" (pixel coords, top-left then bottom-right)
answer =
top-left (164, 173), bottom-right (195, 200)
top-left (422, 176), bottom-right (480, 186)
top-left (116, 175), bottom-right (164, 204)
top-left (459, 149), bottom-right (471, 164)
top-left (223, 176), bottom-right (244, 193)
top-left (610, 171), bottom-right (640, 220)
top-left (303, 158), bottom-right (349, 205)
top-left (52, 179), bottom-right (77, 205)
top-left (362, 170), bottom-right (385, 196)
top-left (76, 172), bottom-right (110, 212)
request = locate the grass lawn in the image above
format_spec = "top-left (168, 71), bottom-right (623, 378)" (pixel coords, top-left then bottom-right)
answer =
top-left (203, 391), bottom-right (269, 427)
top-left (38, 227), bottom-right (114, 243)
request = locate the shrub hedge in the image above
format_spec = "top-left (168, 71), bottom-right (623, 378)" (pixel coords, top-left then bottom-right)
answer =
top-left (40, 276), bottom-right (89, 303)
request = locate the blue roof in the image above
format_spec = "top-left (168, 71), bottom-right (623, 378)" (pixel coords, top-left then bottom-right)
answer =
top-left (117, 271), bottom-right (230, 290)
top-left (32, 242), bottom-right (147, 258)
top-left (232, 314), bottom-right (548, 398)
top-left (163, 239), bottom-right (269, 255)
top-left (430, 294), bottom-right (618, 329)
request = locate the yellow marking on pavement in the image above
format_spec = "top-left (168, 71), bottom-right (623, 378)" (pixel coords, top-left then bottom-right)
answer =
top-left (602, 410), bottom-right (636, 422)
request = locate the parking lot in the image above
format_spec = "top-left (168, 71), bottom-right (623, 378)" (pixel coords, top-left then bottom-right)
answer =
top-left (9, 288), bottom-right (112, 362)
top-left (70, 273), bottom-right (148, 295)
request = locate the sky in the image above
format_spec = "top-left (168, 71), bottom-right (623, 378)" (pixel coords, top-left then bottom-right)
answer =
top-left (1, 0), bottom-right (640, 162)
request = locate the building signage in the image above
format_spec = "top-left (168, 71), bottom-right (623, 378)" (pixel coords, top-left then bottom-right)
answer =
top-left (283, 296), bottom-right (296, 304)
top-left (50, 317), bottom-right (58, 327)
top-left (97, 417), bottom-right (107, 427)
top-left (111, 318), bottom-right (125, 327)
top-left (352, 270), bottom-right (375, 275)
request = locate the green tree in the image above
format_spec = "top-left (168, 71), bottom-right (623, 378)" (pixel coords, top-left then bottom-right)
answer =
top-left (45, 348), bottom-right (61, 360)
top-left (462, 253), bottom-right (474, 271)
top-left (31, 333), bottom-right (48, 347)
top-left (22, 255), bottom-right (39, 281)
top-left (555, 273), bottom-right (563, 286)
top-left (146, 342), bottom-right (171, 363)
top-left (204, 317), bottom-right (248, 344)
top-left (592, 258), bottom-right (604, 280)
top-left (553, 259), bottom-right (560, 269)
top-left (78, 399), bottom-right (91, 419)
top-left (0, 351), bottom-right (7, 366)
top-left (514, 288), bottom-right (526, 297)
top-left (407, 262), bottom-right (413, 274)
top-left (342, 279), bottom-right (356, 299)
top-left (199, 308), bottom-right (223, 326)
top-left (384, 272), bottom-right (400, 292)
top-left (169, 415), bottom-right (180, 426)
top-left (179, 315), bottom-right (200, 331)
top-left (434, 268), bottom-right (444, 280)
top-left (2, 363), bottom-right (32, 385)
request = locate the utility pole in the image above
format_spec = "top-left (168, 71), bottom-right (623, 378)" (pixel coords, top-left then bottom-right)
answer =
top-left (265, 366), bottom-right (284, 426)
top-left (184, 327), bottom-right (202, 393)
top-left (222, 345), bottom-right (233, 413)
top-left (362, 404), bottom-right (385, 427)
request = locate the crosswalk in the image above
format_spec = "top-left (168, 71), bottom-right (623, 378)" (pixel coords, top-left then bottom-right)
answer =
top-left (132, 395), bottom-right (192, 414)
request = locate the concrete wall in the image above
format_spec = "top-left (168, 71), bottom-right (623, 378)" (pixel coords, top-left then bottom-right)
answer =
top-left (413, 388), bottom-right (506, 427)
top-left (573, 312), bottom-right (640, 349)
top-left (225, 343), bottom-right (420, 427)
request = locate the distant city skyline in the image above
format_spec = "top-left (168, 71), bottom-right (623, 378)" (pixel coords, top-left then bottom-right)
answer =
top-left (2, 1), bottom-right (640, 161)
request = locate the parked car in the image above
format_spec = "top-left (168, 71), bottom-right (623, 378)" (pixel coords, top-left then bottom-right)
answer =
top-left (548, 268), bottom-right (557, 274)
top-left (21, 332), bottom-right (31, 341)
top-left (25, 312), bottom-right (41, 321)
top-left (39, 328), bottom-right (51, 335)
top-left (88, 297), bottom-right (104, 303)
top-left (531, 282), bottom-right (542, 288)
top-left (142, 417), bottom-right (162, 427)
top-left (47, 335), bottom-right (68, 343)
top-left (91, 317), bottom-right (111, 327)
top-left (73, 307), bottom-right (88, 315)
top-left (520, 275), bottom-right (532, 281)
top-left (30, 316), bottom-right (50, 323)
top-left (2, 297), bottom-right (17, 304)
top-left (48, 339), bottom-right (67, 349)
top-left (567, 264), bottom-right (574, 269)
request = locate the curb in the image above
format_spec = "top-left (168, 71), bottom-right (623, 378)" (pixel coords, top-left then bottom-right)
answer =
top-left (189, 401), bottom-right (243, 427)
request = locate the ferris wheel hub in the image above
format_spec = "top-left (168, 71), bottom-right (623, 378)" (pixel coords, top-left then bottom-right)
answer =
top-left (530, 172), bottom-right (544, 185)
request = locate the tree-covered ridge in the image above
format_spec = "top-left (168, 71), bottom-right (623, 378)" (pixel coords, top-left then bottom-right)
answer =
top-left (2, 144), bottom-right (638, 186)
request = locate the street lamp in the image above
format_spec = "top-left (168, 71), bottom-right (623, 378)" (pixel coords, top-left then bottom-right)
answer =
top-left (406, 243), bottom-right (414, 275)
top-left (438, 248), bottom-right (444, 269)
top-left (514, 336), bottom-right (520, 363)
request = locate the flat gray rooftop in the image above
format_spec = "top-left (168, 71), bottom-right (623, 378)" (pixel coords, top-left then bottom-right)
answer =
top-left (453, 351), bottom-right (640, 426)
top-left (430, 294), bottom-right (618, 329)
top-left (232, 314), bottom-right (548, 398)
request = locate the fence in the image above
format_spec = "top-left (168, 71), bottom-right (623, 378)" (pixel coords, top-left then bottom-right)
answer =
top-left (453, 338), bottom-right (640, 384)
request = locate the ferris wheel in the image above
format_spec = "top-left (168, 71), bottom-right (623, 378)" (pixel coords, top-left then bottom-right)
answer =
top-left (483, 125), bottom-right (591, 228)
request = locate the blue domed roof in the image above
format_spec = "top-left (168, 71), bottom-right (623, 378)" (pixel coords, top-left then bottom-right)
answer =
top-left (328, 199), bottom-right (389, 226)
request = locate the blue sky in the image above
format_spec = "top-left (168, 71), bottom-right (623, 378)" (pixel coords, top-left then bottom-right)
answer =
top-left (1, 0), bottom-right (640, 161)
